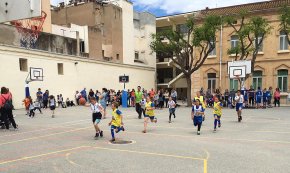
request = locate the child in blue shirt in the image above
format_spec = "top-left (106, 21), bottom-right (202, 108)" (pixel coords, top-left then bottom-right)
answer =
top-left (191, 99), bottom-right (205, 135)
top-left (255, 87), bottom-right (263, 109)
top-left (262, 88), bottom-right (267, 108)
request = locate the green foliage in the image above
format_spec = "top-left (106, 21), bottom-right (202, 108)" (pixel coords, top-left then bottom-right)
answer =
top-left (150, 14), bottom-right (222, 75)
top-left (225, 12), bottom-right (272, 61)
top-left (279, 6), bottom-right (290, 44)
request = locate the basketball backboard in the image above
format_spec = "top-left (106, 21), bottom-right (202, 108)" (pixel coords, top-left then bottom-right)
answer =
top-left (30, 67), bottom-right (43, 81)
top-left (227, 60), bottom-right (251, 75)
top-left (229, 66), bottom-right (246, 79)
top-left (0, 0), bottom-right (42, 23)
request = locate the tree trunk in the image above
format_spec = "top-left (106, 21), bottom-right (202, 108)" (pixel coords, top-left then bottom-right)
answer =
top-left (186, 76), bottom-right (192, 107)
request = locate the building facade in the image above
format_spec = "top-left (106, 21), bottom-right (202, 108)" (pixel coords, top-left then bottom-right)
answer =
top-left (156, 0), bottom-right (290, 104)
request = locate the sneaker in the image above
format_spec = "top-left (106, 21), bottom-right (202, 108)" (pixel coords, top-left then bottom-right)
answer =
top-left (138, 116), bottom-right (141, 119)
top-left (100, 131), bottom-right (103, 137)
top-left (238, 117), bottom-right (241, 122)
top-left (169, 121), bottom-right (171, 123)
top-left (121, 126), bottom-right (125, 131)
top-left (218, 124), bottom-right (221, 128)
top-left (174, 115), bottom-right (176, 119)
top-left (142, 130), bottom-right (146, 133)
top-left (95, 133), bottom-right (99, 138)
top-left (197, 131), bottom-right (201, 135)
top-left (52, 115), bottom-right (55, 118)
top-left (110, 138), bottom-right (115, 142)
top-left (213, 128), bottom-right (217, 132)
top-left (154, 118), bottom-right (157, 123)
top-left (240, 116), bottom-right (242, 121)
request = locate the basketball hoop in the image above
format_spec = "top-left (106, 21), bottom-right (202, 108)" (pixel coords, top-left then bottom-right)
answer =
top-left (10, 11), bottom-right (47, 49)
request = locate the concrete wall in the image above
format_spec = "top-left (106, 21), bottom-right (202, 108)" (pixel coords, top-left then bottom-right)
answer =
top-left (0, 24), bottom-right (78, 56)
top-left (51, 24), bottom-right (89, 53)
top-left (133, 12), bottom-right (156, 68)
top-left (41, 0), bottom-right (52, 33)
top-left (0, 45), bottom-right (155, 109)
top-left (119, 0), bottom-right (134, 65)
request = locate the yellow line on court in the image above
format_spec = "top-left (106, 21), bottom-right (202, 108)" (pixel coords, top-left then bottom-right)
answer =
top-left (92, 146), bottom-right (206, 161)
top-left (204, 160), bottom-right (207, 173)
top-left (0, 146), bottom-right (90, 165)
top-left (0, 126), bottom-right (91, 146)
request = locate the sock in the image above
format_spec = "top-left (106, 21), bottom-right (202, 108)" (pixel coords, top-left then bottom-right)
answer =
top-left (214, 119), bottom-right (217, 129)
top-left (110, 128), bottom-right (115, 139)
top-left (198, 124), bottom-right (201, 131)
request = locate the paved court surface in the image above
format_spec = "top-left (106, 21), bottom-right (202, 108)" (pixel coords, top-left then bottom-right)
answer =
top-left (0, 105), bottom-right (290, 173)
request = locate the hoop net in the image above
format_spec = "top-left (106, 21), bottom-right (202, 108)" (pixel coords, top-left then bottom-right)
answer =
top-left (11, 11), bottom-right (47, 49)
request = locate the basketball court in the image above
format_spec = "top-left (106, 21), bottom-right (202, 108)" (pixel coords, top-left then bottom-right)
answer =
top-left (0, 106), bottom-right (290, 173)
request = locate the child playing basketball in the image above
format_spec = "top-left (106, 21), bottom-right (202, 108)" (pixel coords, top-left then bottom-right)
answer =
top-left (168, 96), bottom-right (176, 123)
top-left (108, 102), bottom-right (125, 142)
top-left (213, 97), bottom-right (223, 132)
top-left (49, 95), bottom-right (56, 118)
top-left (235, 90), bottom-right (244, 122)
top-left (28, 97), bottom-right (35, 118)
top-left (143, 96), bottom-right (157, 133)
top-left (86, 97), bottom-right (104, 139)
top-left (191, 99), bottom-right (204, 135)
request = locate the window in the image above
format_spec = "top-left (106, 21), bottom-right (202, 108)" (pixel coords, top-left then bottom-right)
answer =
top-left (252, 71), bottom-right (262, 90)
top-left (209, 40), bottom-right (216, 56)
top-left (56, 47), bottom-right (63, 54)
top-left (279, 31), bottom-right (288, 50)
top-left (278, 69), bottom-right (288, 92)
top-left (57, 63), bottom-right (64, 75)
top-left (19, 58), bottom-right (28, 72)
top-left (80, 41), bottom-right (85, 53)
top-left (254, 36), bottom-right (263, 52)
top-left (135, 51), bottom-right (139, 60)
top-left (176, 24), bottom-right (189, 34)
top-left (231, 35), bottom-right (239, 49)
top-left (207, 73), bottom-right (216, 93)
top-left (116, 54), bottom-right (119, 60)
top-left (230, 79), bottom-right (239, 91)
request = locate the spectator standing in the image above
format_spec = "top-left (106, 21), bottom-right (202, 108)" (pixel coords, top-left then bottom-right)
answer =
top-left (171, 89), bottom-right (177, 103)
top-left (224, 89), bottom-right (229, 107)
top-left (0, 87), bottom-right (18, 130)
top-left (274, 88), bottom-right (281, 107)
top-left (75, 91), bottom-right (81, 105)
top-left (36, 88), bottom-right (43, 107)
top-left (164, 90), bottom-right (170, 108)
top-left (80, 88), bottom-right (87, 102)
top-left (43, 90), bottom-right (49, 109)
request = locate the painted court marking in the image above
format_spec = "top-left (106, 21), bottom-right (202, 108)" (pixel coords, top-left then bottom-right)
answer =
top-left (0, 145), bottom-right (208, 173)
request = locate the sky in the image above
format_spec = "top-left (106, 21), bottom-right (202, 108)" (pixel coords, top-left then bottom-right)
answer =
top-left (51, 0), bottom-right (270, 17)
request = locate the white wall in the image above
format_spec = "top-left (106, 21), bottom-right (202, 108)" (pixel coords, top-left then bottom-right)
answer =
top-left (119, 0), bottom-right (134, 65)
top-left (0, 45), bottom-right (155, 108)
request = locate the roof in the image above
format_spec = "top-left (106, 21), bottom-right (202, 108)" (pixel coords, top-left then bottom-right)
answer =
top-left (157, 0), bottom-right (290, 19)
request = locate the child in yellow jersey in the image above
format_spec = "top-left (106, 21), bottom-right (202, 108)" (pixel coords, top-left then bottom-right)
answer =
top-left (108, 102), bottom-right (125, 142)
top-left (142, 96), bottom-right (157, 133)
top-left (213, 97), bottom-right (223, 132)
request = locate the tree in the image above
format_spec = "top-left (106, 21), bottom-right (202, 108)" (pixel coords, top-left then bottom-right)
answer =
top-left (225, 12), bottom-right (272, 86)
top-left (150, 15), bottom-right (222, 106)
top-left (279, 6), bottom-right (290, 45)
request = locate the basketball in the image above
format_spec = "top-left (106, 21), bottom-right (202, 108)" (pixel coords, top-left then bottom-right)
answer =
top-left (79, 98), bottom-right (86, 105)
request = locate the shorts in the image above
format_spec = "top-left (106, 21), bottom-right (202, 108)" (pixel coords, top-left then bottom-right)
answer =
top-left (50, 106), bottom-right (55, 110)
top-left (193, 116), bottom-right (203, 126)
top-left (144, 114), bottom-right (155, 120)
top-left (213, 114), bottom-right (221, 118)
top-left (100, 103), bottom-right (106, 110)
top-left (92, 112), bottom-right (102, 124)
top-left (236, 103), bottom-right (243, 111)
top-left (169, 108), bottom-right (175, 114)
top-left (256, 99), bottom-right (262, 104)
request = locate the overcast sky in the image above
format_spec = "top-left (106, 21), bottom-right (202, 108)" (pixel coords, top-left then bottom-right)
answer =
top-left (51, 0), bottom-right (270, 17)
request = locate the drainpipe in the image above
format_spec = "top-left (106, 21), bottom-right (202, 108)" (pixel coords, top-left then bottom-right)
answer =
top-left (219, 24), bottom-right (223, 89)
